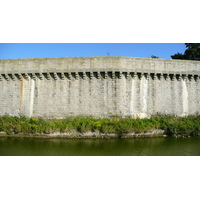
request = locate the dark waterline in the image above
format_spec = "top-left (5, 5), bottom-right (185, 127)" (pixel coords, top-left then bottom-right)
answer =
top-left (0, 137), bottom-right (200, 156)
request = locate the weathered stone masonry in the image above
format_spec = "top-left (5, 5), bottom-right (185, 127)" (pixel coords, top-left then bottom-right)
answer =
top-left (0, 56), bottom-right (200, 118)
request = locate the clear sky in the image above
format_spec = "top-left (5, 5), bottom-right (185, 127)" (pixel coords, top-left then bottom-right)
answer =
top-left (0, 43), bottom-right (186, 60)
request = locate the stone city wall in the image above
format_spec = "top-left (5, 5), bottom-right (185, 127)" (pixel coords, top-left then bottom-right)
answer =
top-left (0, 57), bottom-right (200, 118)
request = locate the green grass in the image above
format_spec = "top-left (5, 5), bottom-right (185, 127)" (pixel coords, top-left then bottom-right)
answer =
top-left (0, 114), bottom-right (200, 136)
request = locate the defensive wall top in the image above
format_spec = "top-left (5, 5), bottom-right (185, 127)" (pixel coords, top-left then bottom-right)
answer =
top-left (0, 56), bottom-right (200, 75)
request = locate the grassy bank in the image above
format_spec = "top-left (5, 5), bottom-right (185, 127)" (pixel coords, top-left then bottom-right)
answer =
top-left (0, 115), bottom-right (200, 137)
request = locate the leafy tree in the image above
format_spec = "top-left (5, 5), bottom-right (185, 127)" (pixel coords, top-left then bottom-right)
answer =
top-left (171, 43), bottom-right (200, 61)
top-left (171, 52), bottom-right (185, 59)
top-left (184, 43), bottom-right (200, 60)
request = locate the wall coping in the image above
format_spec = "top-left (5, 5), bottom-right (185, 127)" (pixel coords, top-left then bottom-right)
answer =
top-left (0, 56), bottom-right (200, 75)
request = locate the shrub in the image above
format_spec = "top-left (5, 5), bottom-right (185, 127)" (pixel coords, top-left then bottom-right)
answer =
top-left (0, 114), bottom-right (199, 136)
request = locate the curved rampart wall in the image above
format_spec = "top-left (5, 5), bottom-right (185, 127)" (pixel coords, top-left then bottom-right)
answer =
top-left (0, 57), bottom-right (200, 118)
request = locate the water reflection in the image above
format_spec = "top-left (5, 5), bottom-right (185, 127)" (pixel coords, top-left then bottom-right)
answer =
top-left (0, 137), bottom-right (200, 156)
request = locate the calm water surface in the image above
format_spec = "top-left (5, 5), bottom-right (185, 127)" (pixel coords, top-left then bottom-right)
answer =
top-left (0, 137), bottom-right (200, 156)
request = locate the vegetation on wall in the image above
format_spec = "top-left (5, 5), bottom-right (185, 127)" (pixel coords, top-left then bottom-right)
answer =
top-left (151, 55), bottom-right (159, 58)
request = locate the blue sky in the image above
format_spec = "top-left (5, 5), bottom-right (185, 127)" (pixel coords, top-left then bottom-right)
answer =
top-left (0, 43), bottom-right (186, 60)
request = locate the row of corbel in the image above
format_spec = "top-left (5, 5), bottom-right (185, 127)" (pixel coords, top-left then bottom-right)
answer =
top-left (0, 72), bottom-right (199, 81)
top-left (0, 72), bottom-right (119, 81)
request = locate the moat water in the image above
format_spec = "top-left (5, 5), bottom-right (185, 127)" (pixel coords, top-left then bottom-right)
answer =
top-left (0, 137), bottom-right (200, 156)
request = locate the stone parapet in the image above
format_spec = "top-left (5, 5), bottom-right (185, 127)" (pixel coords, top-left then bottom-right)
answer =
top-left (0, 57), bottom-right (200, 75)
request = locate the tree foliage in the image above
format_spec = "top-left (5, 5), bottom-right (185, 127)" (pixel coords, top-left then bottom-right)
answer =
top-left (171, 43), bottom-right (200, 61)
